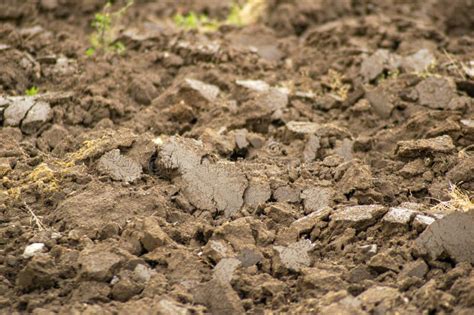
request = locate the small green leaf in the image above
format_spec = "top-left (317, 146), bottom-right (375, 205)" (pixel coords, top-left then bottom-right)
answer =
top-left (85, 47), bottom-right (95, 57)
top-left (227, 3), bottom-right (243, 26)
top-left (112, 41), bottom-right (126, 54)
top-left (25, 86), bottom-right (39, 96)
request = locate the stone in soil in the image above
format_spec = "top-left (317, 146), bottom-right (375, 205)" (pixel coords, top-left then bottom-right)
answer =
top-left (273, 239), bottom-right (314, 273)
top-left (22, 243), bottom-right (46, 259)
top-left (415, 77), bottom-right (457, 109)
top-left (415, 210), bottom-right (474, 264)
top-left (330, 205), bottom-right (387, 231)
top-left (333, 138), bottom-right (354, 161)
top-left (396, 135), bottom-right (455, 158)
top-left (97, 149), bottom-right (143, 182)
top-left (132, 264), bottom-right (154, 283)
top-left (156, 136), bottom-right (247, 217)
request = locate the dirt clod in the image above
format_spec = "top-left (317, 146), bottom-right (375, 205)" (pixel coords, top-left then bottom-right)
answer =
top-left (396, 135), bottom-right (455, 158)
top-left (273, 239), bottom-right (314, 273)
top-left (415, 210), bottom-right (474, 264)
top-left (97, 149), bottom-right (143, 182)
top-left (157, 136), bottom-right (247, 217)
top-left (331, 205), bottom-right (387, 231)
top-left (416, 77), bottom-right (457, 110)
top-left (193, 279), bottom-right (245, 315)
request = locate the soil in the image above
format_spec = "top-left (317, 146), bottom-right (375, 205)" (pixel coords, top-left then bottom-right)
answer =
top-left (1, 0), bottom-right (474, 314)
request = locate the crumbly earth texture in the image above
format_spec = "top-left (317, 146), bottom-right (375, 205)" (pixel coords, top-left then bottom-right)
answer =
top-left (1, 0), bottom-right (474, 314)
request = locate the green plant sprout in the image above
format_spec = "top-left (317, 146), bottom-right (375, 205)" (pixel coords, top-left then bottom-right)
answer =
top-left (226, 3), bottom-right (244, 26)
top-left (86, 0), bottom-right (133, 56)
top-left (173, 12), bottom-right (219, 31)
top-left (25, 86), bottom-right (39, 96)
top-left (173, 0), bottom-right (267, 32)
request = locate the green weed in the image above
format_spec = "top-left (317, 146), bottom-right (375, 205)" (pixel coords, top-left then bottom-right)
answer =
top-left (375, 69), bottom-right (400, 85)
top-left (416, 61), bottom-right (439, 79)
top-left (87, 0), bottom-right (133, 56)
top-left (25, 86), bottom-right (39, 96)
top-left (173, 12), bottom-right (219, 31)
top-left (173, 0), bottom-right (267, 32)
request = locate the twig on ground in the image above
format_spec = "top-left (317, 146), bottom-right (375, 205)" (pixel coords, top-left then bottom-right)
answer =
top-left (22, 202), bottom-right (47, 231)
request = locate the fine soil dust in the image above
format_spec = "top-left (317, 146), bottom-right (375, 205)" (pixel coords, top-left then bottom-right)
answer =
top-left (1, 0), bottom-right (474, 314)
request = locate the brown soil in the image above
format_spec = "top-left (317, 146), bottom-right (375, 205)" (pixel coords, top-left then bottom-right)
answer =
top-left (1, 0), bottom-right (474, 314)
